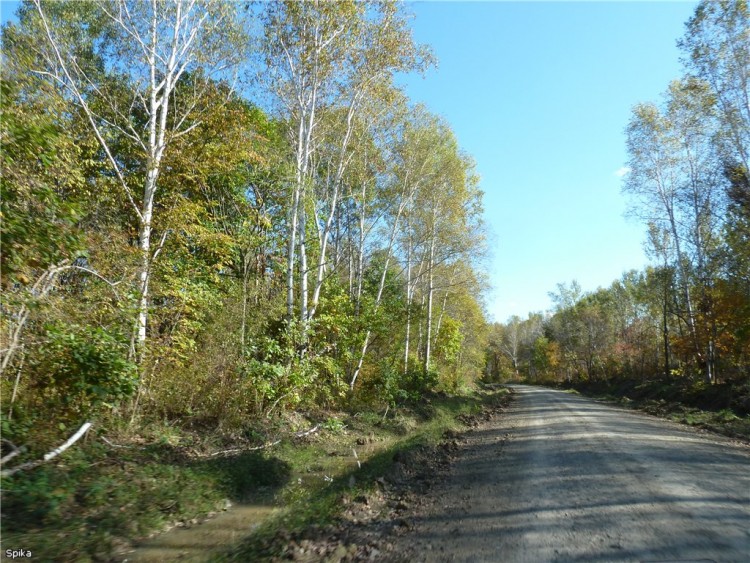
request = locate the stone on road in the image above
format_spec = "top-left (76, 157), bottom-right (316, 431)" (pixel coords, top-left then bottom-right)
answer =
top-left (396, 385), bottom-right (750, 562)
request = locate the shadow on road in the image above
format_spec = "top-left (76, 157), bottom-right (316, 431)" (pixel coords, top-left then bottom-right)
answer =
top-left (398, 385), bottom-right (750, 562)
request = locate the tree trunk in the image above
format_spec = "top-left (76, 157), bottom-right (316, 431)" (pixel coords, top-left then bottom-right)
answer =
top-left (355, 182), bottom-right (367, 316)
top-left (136, 201), bottom-right (152, 363)
top-left (662, 272), bottom-right (671, 378)
top-left (403, 228), bottom-right (413, 375)
top-left (349, 186), bottom-right (411, 390)
top-left (299, 191), bottom-right (309, 328)
top-left (424, 232), bottom-right (435, 376)
top-left (309, 100), bottom-right (359, 320)
top-left (241, 251), bottom-right (251, 354)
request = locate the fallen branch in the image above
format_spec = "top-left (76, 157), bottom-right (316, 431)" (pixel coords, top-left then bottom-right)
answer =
top-left (0, 440), bottom-right (27, 466)
top-left (208, 448), bottom-right (242, 457)
top-left (100, 436), bottom-right (135, 449)
top-left (204, 425), bottom-right (319, 459)
top-left (207, 439), bottom-right (282, 458)
top-left (248, 439), bottom-right (282, 451)
top-left (1, 422), bottom-right (92, 478)
top-left (294, 424), bottom-right (320, 438)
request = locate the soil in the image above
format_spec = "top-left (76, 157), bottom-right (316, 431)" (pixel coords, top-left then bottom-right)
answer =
top-left (125, 385), bottom-right (750, 562)
top-left (267, 385), bottom-right (750, 562)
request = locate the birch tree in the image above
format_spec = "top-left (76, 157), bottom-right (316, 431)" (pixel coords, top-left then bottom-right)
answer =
top-left (625, 80), bottom-right (724, 381)
top-left (261, 0), bottom-right (428, 340)
top-left (680, 0), bottom-right (750, 175)
top-left (681, 0), bottom-right (750, 356)
top-left (29, 0), bottom-right (246, 362)
top-left (413, 129), bottom-right (482, 375)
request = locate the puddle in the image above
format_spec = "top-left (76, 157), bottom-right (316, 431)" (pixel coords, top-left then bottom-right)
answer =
top-left (121, 503), bottom-right (277, 562)
top-left (121, 439), bottom-right (391, 562)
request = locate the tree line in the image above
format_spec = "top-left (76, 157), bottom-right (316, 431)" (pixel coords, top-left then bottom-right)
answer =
top-left (1, 0), bottom-right (488, 462)
top-left (486, 0), bottom-right (749, 389)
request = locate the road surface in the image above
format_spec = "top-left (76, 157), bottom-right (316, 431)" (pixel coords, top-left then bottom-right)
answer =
top-left (395, 385), bottom-right (750, 562)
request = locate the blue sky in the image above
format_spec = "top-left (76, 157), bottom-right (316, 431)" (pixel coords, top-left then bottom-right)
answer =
top-left (1, 0), bottom-right (699, 322)
top-left (399, 1), bottom-right (699, 322)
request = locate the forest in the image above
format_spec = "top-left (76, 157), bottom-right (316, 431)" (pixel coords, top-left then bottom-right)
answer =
top-left (1, 0), bottom-right (748, 559)
top-left (1, 2), bottom-right (491, 554)
top-left (486, 1), bottom-right (749, 418)
top-left (2, 0), bottom-right (488, 460)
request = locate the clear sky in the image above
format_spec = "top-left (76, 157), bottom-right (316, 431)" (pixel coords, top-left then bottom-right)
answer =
top-left (399, 0), bottom-right (699, 322)
top-left (1, 0), bottom-right (700, 323)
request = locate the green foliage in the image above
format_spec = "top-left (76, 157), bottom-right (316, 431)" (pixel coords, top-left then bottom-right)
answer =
top-left (2, 438), bottom-right (291, 561)
top-left (366, 361), bottom-right (440, 407)
top-left (2, 3), bottom-right (491, 558)
top-left (0, 81), bottom-right (84, 284)
top-left (29, 323), bottom-right (136, 416)
top-left (321, 416), bottom-right (346, 432)
top-left (435, 316), bottom-right (464, 366)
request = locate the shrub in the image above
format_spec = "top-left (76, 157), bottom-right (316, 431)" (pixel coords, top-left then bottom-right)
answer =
top-left (29, 322), bottom-right (137, 417)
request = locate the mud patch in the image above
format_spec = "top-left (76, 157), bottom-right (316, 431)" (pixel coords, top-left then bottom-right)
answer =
top-left (120, 502), bottom-right (276, 562)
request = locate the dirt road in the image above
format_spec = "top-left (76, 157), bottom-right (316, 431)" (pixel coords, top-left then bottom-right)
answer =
top-left (393, 385), bottom-right (750, 562)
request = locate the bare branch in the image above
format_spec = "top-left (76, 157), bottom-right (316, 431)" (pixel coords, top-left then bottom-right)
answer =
top-left (32, 0), bottom-right (144, 222)
top-left (1, 422), bottom-right (92, 478)
top-left (1, 441), bottom-right (27, 466)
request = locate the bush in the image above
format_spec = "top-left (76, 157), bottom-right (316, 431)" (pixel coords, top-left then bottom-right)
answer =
top-left (365, 362), bottom-right (439, 406)
top-left (29, 322), bottom-right (137, 417)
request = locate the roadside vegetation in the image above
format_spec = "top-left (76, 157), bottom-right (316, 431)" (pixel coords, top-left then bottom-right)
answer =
top-left (1, 1), bottom-right (489, 558)
top-left (562, 379), bottom-right (750, 441)
top-left (3, 387), bottom-right (509, 561)
top-left (227, 387), bottom-right (511, 562)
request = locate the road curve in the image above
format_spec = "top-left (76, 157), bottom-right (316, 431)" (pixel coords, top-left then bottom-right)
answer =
top-left (396, 385), bottom-right (750, 562)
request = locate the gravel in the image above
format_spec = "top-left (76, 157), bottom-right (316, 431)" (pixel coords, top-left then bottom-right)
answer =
top-left (390, 385), bottom-right (750, 562)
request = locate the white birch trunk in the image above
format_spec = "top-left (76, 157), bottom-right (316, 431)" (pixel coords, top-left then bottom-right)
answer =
top-left (355, 182), bottom-right (367, 316)
top-left (349, 183), bottom-right (412, 390)
top-left (33, 0), bottom-right (232, 364)
top-left (433, 290), bottom-right (450, 350)
top-left (403, 224), bottom-right (413, 374)
top-left (309, 101), bottom-right (359, 320)
top-left (424, 231), bottom-right (435, 375)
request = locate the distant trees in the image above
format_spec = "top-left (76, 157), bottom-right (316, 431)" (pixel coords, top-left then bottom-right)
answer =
top-left (485, 313), bottom-right (544, 381)
top-left (486, 0), bottom-right (749, 387)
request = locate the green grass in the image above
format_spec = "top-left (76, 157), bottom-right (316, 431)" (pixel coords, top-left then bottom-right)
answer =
top-left (223, 389), bottom-right (506, 561)
top-left (566, 378), bottom-right (750, 441)
top-left (2, 438), bottom-right (290, 562)
top-left (1, 388), bottom-right (508, 562)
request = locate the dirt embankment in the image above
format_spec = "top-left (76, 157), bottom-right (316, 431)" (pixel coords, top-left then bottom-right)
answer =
top-left (245, 389), bottom-right (513, 562)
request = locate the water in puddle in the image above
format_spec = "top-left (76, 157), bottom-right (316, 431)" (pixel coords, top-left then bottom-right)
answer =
top-left (121, 441), bottom-right (386, 561)
top-left (121, 503), bottom-right (277, 562)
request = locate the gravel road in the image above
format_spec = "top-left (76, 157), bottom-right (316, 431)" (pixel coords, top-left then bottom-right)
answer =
top-left (394, 385), bottom-right (750, 562)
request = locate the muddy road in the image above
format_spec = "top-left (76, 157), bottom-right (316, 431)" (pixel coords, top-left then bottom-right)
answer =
top-left (393, 385), bottom-right (750, 562)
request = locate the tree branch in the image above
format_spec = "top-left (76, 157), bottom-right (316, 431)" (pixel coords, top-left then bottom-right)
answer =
top-left (1, 422), bottom-right (92, 478)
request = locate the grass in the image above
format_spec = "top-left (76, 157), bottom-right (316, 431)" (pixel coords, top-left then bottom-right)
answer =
top-left (565, 378), bottom-right (750, 441)
top-left (1, 387), bottom-right (508, 562)
top-left (2, 438), bottom-right (290, 561)
top-left (224, 390), bottom-right (500, 561)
